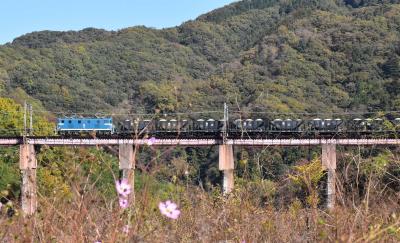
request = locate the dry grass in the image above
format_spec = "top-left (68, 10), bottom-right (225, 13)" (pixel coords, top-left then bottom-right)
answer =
top-left (1, 182), bottom-right (399, 242)
top-left (1, 146), bottom-right (400, 242)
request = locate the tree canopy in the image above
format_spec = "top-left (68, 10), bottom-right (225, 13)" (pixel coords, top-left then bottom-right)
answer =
top-left (0, 0), bottom-right (400, 115)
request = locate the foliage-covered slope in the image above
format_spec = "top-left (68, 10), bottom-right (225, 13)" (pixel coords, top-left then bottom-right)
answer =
top-left (1, 0), bottom-right (400, 115)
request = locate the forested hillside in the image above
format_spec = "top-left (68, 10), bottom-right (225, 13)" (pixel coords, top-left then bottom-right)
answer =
top-left (1, 0), bottom-right (400, 115)
top-left (1, 1), bottom-right (400, 241)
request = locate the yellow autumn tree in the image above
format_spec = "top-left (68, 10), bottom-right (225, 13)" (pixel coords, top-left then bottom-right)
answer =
top-left (0, 97), bottom-right (54, 136)
top-left (289, 157), bottom-right (325, 208)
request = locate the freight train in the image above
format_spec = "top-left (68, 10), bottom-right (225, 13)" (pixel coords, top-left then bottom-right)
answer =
top-left (56, 116), bottom-right (400, 139)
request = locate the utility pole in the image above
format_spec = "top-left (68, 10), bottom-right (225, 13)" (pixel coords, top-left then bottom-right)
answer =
top-left (20, 101), bottom-right (38, 215)
top-left (29, 104), bottom-right (33, 135)
top-left (23, 101), bottom-right (27, 137)
top-left (220, 103), bottom-right (234, 194)
top-left (223, 103), bottom-right (228, 143)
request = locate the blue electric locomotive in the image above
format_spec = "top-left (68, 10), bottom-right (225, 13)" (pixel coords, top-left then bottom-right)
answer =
top-left (56, 117), bottom-right (114, 134)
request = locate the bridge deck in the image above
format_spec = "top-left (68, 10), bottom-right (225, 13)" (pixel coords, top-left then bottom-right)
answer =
top-left (1, 137), bottom-right (400, 146)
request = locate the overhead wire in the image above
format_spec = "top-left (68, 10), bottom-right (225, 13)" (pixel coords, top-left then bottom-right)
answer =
top-left (31, 109), bottom-right (223, 116)
top-left (230, 110), bottom-right (400, 116)
top-left (4, 104), bottom-right (400, 117)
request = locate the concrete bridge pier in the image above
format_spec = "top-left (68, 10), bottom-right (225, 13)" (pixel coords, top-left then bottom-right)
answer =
top-left (19, 144), bottom-right (37, 216)
top-left (119, 144), bottom-right (136, 198)
top-left (219, 145), bottom-right (234, 194)
top-left (322, 144), bottom-right (337, 209)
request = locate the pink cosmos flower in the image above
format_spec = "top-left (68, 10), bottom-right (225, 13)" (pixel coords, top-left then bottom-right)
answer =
top-left (146, 137), bottom-right (157, 146)
top-left (0, 202), bottom-right (2, 210)
top-left (119, 198), bottom-right (129, 209)
top-left (159, 200), bottom-right (181, 219)
top-left (115, 179), bottom-right (131, 197)
top-left (122, 225), bottom-right (130, 234)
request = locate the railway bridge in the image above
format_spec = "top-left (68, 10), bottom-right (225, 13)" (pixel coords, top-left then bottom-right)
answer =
top-left (2, 136), bottom-right (400, 215)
